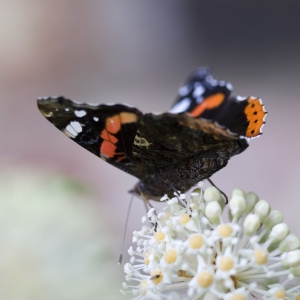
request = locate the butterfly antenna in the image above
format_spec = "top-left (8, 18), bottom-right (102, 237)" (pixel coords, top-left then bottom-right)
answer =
top-left (118, 192), bottom-right (134, 265)
top-left (207, 178), bottom-right (228, 204)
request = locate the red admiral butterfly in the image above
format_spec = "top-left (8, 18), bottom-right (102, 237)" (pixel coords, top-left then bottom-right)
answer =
top-left (37, 67), bottom-right (266, 200)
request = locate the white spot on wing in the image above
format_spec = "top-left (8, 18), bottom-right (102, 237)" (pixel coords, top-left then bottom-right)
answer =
top-left (70, 121), bottom-right (82, 133)
top-left (65, 125), bottom-right (77, 137)
top-left (65, 108), bottom-right (70, 112)
top-left (93, 117), bottom-right (99, 121)
top-left (226, 82), bottom-right (233, 90)
top-left (170, 98), bottom-right (191, 113)
top-left (74, 110), bottom-right (87, 117)
top-left (206, 75), bottom-right (217, 86)
top-left (64, 121), bottom-right (83, 138)
top-left (236, 96), bottom-right (247, 101)
top-left (192, 84), bottom-right (205, 98)
top-left (179, 85), bottom-right (191, 96)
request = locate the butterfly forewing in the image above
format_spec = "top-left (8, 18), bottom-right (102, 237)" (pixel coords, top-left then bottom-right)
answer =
top-left (37, 97), bottom-right (143, 176)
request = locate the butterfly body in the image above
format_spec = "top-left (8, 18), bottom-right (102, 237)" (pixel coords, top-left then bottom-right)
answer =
top-left (37, 68), bottom-right (266, 200)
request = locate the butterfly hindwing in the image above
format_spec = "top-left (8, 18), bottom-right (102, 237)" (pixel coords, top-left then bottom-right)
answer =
top-left (170, 67), bottom-right (232, 116)
top-left (133, 112), bottom-right (248, 170)
top-left (171, 67), bottom-right (266, 138)
top-left (37, 97), bottom-right (143, 177)
top-left (130, 111), bottom-right (248, 198)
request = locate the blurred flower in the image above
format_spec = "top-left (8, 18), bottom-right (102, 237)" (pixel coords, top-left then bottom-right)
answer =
top-left (0, 164), bottom-right (124, 300)
top-left (122, 183), bottom-right (300, 299)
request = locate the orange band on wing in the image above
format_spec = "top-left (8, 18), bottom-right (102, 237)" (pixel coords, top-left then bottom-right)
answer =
top-left (100, 129), bottom-right (118, 144)
top-left (100, 140), bottom-right (117, 158)
top-left (190, 93), bottom-right (225, 117)
top-left (120, 112), bottom-right (137, 124)
top-left (100, 112), bottom-right (137, 158)
top-left (106, 112), bottom-right (137, 133)
top-left (106, 115), bottom-right (121, 133)
top-left (244, 97), bottom-right (266, 138)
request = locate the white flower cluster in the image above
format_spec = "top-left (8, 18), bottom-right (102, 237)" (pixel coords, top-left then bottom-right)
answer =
top-left (121, 183), bottom-right (300, 300)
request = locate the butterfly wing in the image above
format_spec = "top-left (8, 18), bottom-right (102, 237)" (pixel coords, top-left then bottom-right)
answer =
top-left (132, 111), bottom-right (249, 198)
top-left (37, 68), bottom-right (267, 199)
top-left (37, 97), bottom-right (143, 177)
top-left (171, 67), bottom-right (266, 138)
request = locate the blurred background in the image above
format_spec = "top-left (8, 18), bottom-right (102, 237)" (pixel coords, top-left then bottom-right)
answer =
top-left (0, 1), bottom-right (299, 299)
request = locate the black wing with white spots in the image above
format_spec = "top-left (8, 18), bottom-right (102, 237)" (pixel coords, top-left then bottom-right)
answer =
top-left (171, 68), bottom-right (266, 138)
top-left (37, 97), bottom-right (143, 177)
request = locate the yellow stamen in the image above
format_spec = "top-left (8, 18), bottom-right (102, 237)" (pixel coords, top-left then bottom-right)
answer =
top-left (190, 202), bottom-right (199, 210)
top-left (254, 249), bottom-right (268, 265)
top-left (139, 279), bottom-right (147, 295)
top-left (197, 271), bottom-right (213, 288)
top-left (188, 234), bottom-right (204, 249)
top-left (230, 294), bottom-right (246, 300)
top-left (274, 289), bottom-right (286, 298)
top-left (151, 270), bottom-right (163, 284)
top-left (219, 257), bottom-right (234, 271)
top-left (144, 252), bottom-right (150, 265)
top-left (180, 213), bottom-right (190, 224)
top-left (154, 231), bottom-right (165, 242)
top-left (164, 249), bottom-right (177, 264)
top-left (218, 224), bottom-right (233, 238)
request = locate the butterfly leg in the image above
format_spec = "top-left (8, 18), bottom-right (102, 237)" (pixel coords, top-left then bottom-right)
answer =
top-left (207, 178), bottom-right (228, 204)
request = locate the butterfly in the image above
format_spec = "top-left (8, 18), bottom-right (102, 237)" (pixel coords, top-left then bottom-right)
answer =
top-left (37, 67), bottom-right (266, 200)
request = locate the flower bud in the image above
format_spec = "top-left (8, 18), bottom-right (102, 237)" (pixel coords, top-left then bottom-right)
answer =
top-left (205, 201), bottom-right (222, 223)
top-left (269, 223), bottom-right (290, 243)
top-left (191, 191), bottom-right (200, 203)
top-left (232, 188), bottom-right (246, 199)
top-left (263, 210), bottom-right (283, 230)
top-left (254, 200), bottom-right (271, 221)
top-left (245, 191), bottom-right (259, 213)
top-left (281, 250), bottom-right (300, 268)
top-left (230, 195), bottom-right (246, 216)
top-left (243, 214), bottom-right (260, 235)
top-left (290, 266), bottom-right (300, 276)
top-left (279, 234), bottom-right (300, 252)
top-left (204, 186), bottom-right (221, 203)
